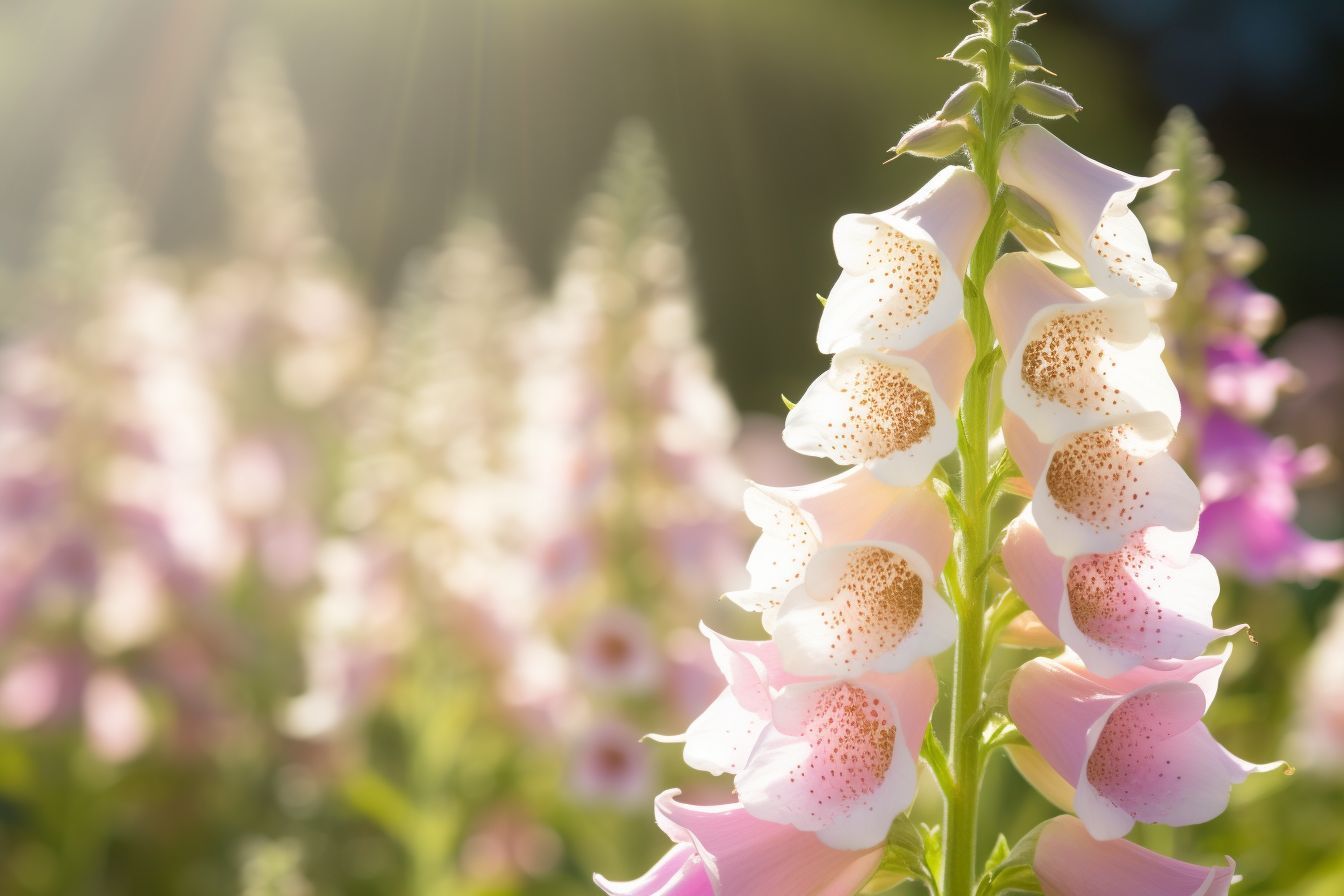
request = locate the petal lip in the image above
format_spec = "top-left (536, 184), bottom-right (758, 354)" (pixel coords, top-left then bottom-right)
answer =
top-left (1000, 124), bottom-right (1175, 300)
top-left (1033, 815), bottom-right (1237, 896)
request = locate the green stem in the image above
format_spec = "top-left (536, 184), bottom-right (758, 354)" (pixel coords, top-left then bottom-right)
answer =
top-left (941, 3), bottom-right (1016, 894)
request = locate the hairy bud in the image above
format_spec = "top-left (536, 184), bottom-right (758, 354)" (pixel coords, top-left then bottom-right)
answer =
top-left (1014, 81), bottom-right (1081, 119)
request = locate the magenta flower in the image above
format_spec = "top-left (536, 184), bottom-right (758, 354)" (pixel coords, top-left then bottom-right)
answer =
top-left (1009, 651), bottom-right (1281, 839)
top-left (594, 789), bottom-right (882, 896)
top-left (1033, 815), bottom-right (1236, 896)
top-left (1204, 335), bottom-right (1297, 421)
top-left (1206, 276), bottom-right (1281, 343)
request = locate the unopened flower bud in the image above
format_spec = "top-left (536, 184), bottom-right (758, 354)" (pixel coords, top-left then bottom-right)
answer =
top-left (1007, 39), bottom-right (1054, 74)
top-left (1014, 81), bottom-right (1081, 119)
top-left (888, 118), bottom-right (971, 160)
top-left (938, 82), bottom-right (986, 121)
top-left (1002, 185), bottom-right (1058, 233)
top-left (942, 34), bottom-right (993, 67)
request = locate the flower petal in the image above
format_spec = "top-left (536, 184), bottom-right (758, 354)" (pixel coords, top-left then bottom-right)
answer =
top-left (773, 541), bottom-right (955, 677)
top-left (987, 252), bottom-right (1180, 443)
top-left (1034, 815), bottom-right (1236, 896)
top-left (820, 167), bottom-right (990, 353)
top-left (594, 842), bottom-right (710, 896)
top-left (783, 350), bottom-right (956, 486)
top-left (727, 469), bottom-right (947, 621)
top-left (1031, 414), bottom-right (1200, 556)
top-left (999, 125), bottom-right (1174, 299)
top-left (737, 666), bottom-right (933, 849)
top-left (653, 792), bottom-right (883, 896)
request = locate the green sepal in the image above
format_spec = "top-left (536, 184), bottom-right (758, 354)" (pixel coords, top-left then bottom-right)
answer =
top-left (816, 292), bottom-right (827, 306)
top-left (1007, 39), bottom-right (1055, 75)
top-left (1014, 81), bottom-right (1082, 120)
top-left (938, 81), bottom-right (988, 120)
top-left (780, 393), bottom-right (796, 411)
top-left (861, 815), bottom-right (935, 893)
top-left (942, 34), bottom-right (993, 67)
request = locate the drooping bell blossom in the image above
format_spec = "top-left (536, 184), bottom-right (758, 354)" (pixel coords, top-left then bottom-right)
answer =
top-left (726, 468), bottom-right (951, 629)
top-left (1204, 335), bottom-right (1298, 422)
top-left (771, 512), bottom-right (955, 678)
top-left (998, 124), bottom-right (1176, 300)
top-left (783, 322), bottom-right (973, 485)
top-left (985, 252), bottom-right (1180, 445)
top-left (1009, 650), bottom-right (1282, 840)
top-left (734, 659), bottom-right (935, 848)
top-left (1002, 506), bottom-right (1237, 677)
top-left (1002, 411), bottom-right (1201, 558)
top-left (594, 789), bottom-right (882, 896)
top-left (1033, 815), bottom-right (1237, 896)
top-left (817, 165), bottom-right (989, 354)
top-left (651, 628), bottom-right (936, 848)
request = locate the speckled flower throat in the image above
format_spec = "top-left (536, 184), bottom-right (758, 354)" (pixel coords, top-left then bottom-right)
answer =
top-left (597, 2), bottom-right (1282, 895)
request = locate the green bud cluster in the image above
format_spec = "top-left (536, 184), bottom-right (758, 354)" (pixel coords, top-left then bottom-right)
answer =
top-left (889, 1), bottom-right (1080, 169)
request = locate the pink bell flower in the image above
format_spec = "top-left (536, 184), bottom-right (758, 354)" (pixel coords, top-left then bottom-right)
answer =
top-left (1033, 815), bottom-right (1236, 896)
top-left (594, 789), bottom-right (882, 896)
top-left (1009, 651), bottom-right (1281, 839)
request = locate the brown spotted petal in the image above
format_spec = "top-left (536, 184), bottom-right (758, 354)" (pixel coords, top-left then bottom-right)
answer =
top-left (1032, 413), bottom-right (1200, 557)
top-left (819, 166), bottom-right (989, 353)
top-left (783, 349), bottom-right (957, 487)
top-left (772, 540), bottom-right (956, 677)
top-left (986, 252), bottom-right (1180, 444)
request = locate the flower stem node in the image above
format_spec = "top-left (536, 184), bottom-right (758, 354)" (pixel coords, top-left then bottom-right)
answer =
top-left (938, 82), bottom-right (988, 121)
top-left (1007, 39), bottom-right (1055, 75)
top-left (889, 118), bottom-right (972, 162)
top-left (1014, 81), bottom-right (1082, 120)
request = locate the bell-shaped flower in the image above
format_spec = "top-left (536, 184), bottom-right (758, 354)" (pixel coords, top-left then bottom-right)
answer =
top-left (784, 323), bottom-right (973, 485)
top-left (727, 469), bottom-right (952, 629)
top-left (594, 789), bottom-right (882, 896)
top-left (818, 166), bottom-right (989, 353)
top-left (985, 252), bottom-right (1179, 444)
top-left (1009, 651), bottom-right (1282, 840)
top-left (1002, 507), bottom-right (1238, 677)
top-left (771, 487), bottom-right (954, 677)
top-left (735, 660), bottom-right (937, 849)
top-left (999, 124), bottom-right (1174, 300)
top-left (1033, 815), bottom-right (1237, 896)
top-left (1003, 411), bottom-right (1200, 557)
top-left (647, 625), bottom-right (798, 776)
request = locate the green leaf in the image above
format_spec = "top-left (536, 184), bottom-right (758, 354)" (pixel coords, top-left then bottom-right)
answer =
top-left (919, 823), bottom-right (944, 885)
top-left (862, 815), bottom-right (934, 893)
top-left (1002, 185), bottom-right (1059, 235)
top-left (983, 834), bottom-right (1011, 877)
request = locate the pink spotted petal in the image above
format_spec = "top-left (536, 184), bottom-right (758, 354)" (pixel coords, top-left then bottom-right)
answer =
top-left (737, 665), bottom-right (933, 849)
top-left (1034, 815), bottom-right (1236, 896)
top-left (1077, 680), bottom-right (1282, 839)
